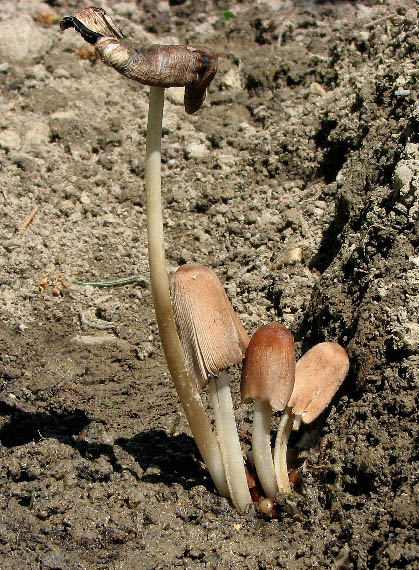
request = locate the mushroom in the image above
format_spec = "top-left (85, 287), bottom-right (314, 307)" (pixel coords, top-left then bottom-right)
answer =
top-left (274, 342), bottom-right (350, 493)
top-left (241, 323), bottom-right (295, 499)
top-left (171, 263), bottom-right (252, 512)
top-left (60, 8), bottom-right (227, 497)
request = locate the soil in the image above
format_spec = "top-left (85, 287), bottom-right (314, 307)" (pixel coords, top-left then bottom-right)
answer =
top-left (0, 0), bottom-right (418, 568)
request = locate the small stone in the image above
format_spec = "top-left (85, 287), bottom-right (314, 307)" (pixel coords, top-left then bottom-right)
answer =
top-left (394, 88), bottom-right (411, 97)
top-left (220, 67), bottom-right (242, 90)
top-left (0, 14), bottom-right (53, 64)
top-left (394, 164), bottom-right (413, 191)
top-left (357, 31), bottom-right (370, 43)
top-left (22, 120), bottom-right (50, 156)
top-left (404, 9), bottom-right (417, 26)
top-left (0, 130), bottom-right (21, 151)
top-left (185, 142), bottom-right (210, 160)
top-left (166, 86), bottom-right (184, 106)
top-left (25, 64), bottom-right (48, 81)
top-left (54, 67), bottom-right (71, 79)
top-left (310, 82), bottom-right (327, 96)
top-left (274, 247), bottom-right (304, 269)
top-left (79, 192), bottom-right (91, 205)
top-left (102, 213), bottom-right (118, 225)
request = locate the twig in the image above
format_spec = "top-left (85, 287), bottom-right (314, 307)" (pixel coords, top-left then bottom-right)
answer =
top-left (365, 14), bottom-right (401, 28)
top-left (71, 334), bottom-right (131, 348)
top-left (20, 206), bottom-right (39, 229)
top-left (73, 276), bottom-right (138, 287)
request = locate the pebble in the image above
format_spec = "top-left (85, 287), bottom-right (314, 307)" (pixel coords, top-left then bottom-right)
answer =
top-left (25, 63), bottom-right (48, 81)
top-left (310, 81), bottom-right (327, 96)
top-left (0, 14), bottom-right (53, 64)
top-left (185, 142), bottom-right (210, 160)
top-left (22, 120), bottom-right (50, 156)
top-left (220, 67), bottom-right (242, 90)
top-left (79, 192), bottom-right (91, 205)
top-left (166, 86), bottom-right (184, 106)
top-left (393, 164), bottom-right (413, 191)
top-left (0, 129), bottom-right (21, 151)
top-left (394, 88), bottom-right (411, 98)
top-left (404, 9), bottom-right (418, 26)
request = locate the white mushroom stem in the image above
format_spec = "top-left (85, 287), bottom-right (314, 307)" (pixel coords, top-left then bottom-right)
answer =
top-left (273, 407), bottom-right (296, 493)
top-left (252, 399), bottom-right (278, 499)
top-left (145, 86), bottom-right (228, 498)
top-left (208, 373), bottom-right (252, 513)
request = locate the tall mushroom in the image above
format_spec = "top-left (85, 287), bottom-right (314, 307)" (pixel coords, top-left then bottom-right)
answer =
top-left (171, 263), bottom-right (252, 512)
top-left (60, 8), bottom-right (228, 497)
top-left (274, 342), bottom-right (350, 493)
top-left (241, 323), bottom-right (295, 499)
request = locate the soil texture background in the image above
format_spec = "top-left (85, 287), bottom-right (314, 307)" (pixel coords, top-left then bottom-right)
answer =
top-left (0, 0), bottom-right (418, 568)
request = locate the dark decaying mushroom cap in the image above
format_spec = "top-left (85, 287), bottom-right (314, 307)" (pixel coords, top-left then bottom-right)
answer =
top-left (60, 7), bottom-right (124, 41)
top-left (241, 323), bottom-right (295, 411)
top-left (171, 264), bottom-right (250, 389)
top-left (60, 7), bottom-right (218, 114)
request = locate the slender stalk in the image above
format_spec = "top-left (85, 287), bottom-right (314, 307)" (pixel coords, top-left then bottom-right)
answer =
top-left (252, 399), bottom-right (278, 499)
top-left (273, 408), bottom-right (294, 493)
top-left (145, 86), bottom-right (228, 497)
top-left (209, 374), bottom-right (252, 513)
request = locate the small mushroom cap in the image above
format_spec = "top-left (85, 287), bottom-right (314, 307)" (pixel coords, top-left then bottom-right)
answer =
top-left (288, 342), bottom-right (349, 424)
top-left (241, 323), bottom-right (295, 411)
top-left (171, 264), bottom-right (249, 389)
top-left (60, 7), bottom-right (218, 113)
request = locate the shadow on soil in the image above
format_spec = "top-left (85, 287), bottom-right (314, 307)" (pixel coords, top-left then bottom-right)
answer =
top-left (0, 401), bottom-right (209, 490)
top-left (116, 430), bottom-right (212, 491)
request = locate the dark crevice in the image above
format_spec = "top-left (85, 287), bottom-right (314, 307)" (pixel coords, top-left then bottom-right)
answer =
top-left (308, 192), bottom-right (351, 272)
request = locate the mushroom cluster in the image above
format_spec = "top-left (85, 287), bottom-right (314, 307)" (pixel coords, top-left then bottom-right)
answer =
top-left (61, 7), bottom-right (350, 513)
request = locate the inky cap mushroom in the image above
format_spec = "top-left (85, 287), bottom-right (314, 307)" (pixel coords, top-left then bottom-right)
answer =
top-left (241, 323), bottom-right (295, 411)
top-left (61, 8), bottom-right (227, 498)
top-left (240, 323), bottom-right (295, 499)
top-left (274, 341), bottom-right (350, 493)
top-left (60, 7), bottom-right (218, 113)
top-left (171, 263), bottom-right (252, 512)
top-left (288, 342), bottom-right (349, 424)
top-left (171, 263), bottom-right (249, 389)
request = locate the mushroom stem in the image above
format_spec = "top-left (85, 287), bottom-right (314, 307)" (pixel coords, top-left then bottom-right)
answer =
top-left (252, 399), bottom-right (278, 499)
top-left (209, 374), bottom-right (252, 513)
top-left (273, 407), bottom-right (294, 493)
top-left (145, 86), bottom-right (228, 498)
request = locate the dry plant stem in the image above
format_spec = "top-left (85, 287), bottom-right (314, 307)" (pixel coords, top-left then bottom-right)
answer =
top-left (209, 374), bottom-right (252, 513)
top-left (20, 205), bottom-right (39, 229)
top-left (252, 399), bottom-right (278, 499)
top-left (273, 408), bottom-right (294, 493)
top-left (145, 86), bottom-right (228, 498)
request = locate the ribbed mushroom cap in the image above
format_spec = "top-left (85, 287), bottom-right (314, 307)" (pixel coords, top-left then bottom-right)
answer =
top-left (241, 323), bottom-right (295, 411)
top-left (60, 7), bottom-right (218, 114)
top-left (171, 264), bottom-right (250, 389)
top-left (288, 342), bottom-right (349, 424)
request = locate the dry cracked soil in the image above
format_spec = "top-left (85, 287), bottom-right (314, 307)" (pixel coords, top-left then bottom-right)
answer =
top-left (0, 0), bottom-right (418, 569)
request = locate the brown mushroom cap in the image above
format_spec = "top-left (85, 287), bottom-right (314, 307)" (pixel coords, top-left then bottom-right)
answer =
top-left (171, 263), bottom-right (249, 389)
top-left (288, 342), bottom-right (349, 424)
top-left (60, 7), bottom-right (218, 114)
top-left (241, 323), bottom-right (295, 411)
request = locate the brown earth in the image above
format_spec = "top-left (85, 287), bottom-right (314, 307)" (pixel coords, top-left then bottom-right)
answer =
top-left (0, 1), bottom-right (418, 568)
